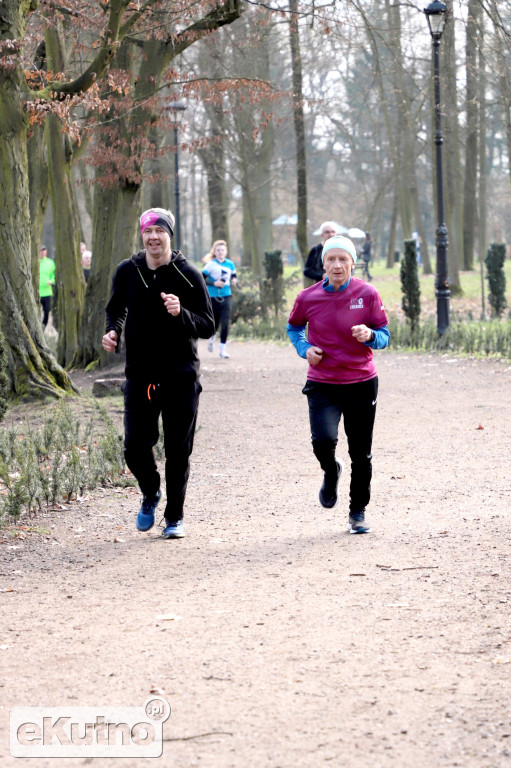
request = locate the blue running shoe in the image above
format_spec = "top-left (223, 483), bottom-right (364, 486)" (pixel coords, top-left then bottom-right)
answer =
top-left (319, 460), bottom-right (343, 508)
top-left (163, 520), bottom-right (185, 539)
top-left (136, 490), bottom-right (162, 532)
top-left (348, 510), bottom-right (371, 534)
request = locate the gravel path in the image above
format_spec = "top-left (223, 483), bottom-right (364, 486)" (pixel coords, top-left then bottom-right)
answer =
top-left (1, 340), bottom-right (511, 767)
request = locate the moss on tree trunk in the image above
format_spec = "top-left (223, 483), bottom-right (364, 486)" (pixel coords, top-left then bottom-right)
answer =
top-left (28, 123), bottom-right (50, 299)
top-left (47, 115), bottom-right (86, 367)
top-left (73, 182), bottom-right (140, 369)
top-left (0, 73), bottom-right (75, 399)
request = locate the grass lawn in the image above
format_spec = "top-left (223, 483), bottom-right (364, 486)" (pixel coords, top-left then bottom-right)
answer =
top-left (285, 257), bottom-right (511, 322)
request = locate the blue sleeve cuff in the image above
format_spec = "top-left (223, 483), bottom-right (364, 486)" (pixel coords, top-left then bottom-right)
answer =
top-left (364, 324), bottom-right (390, 349)
top-left (286, 323), bottom-right (311, 359)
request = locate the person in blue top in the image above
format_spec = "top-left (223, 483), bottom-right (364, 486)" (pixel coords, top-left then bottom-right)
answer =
top-left (202, 239), bottom-right (237, 358)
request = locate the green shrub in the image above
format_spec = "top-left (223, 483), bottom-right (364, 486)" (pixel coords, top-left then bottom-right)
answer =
top-left (231, 267), bottom-right (263, 325)
top-left (400, 239), bottom-right (421, 334)
top-left (262, 250), bottom-right (285, 319)
top-left (485, 243), bottom-right (507, 318)
top-left (231, 263), bottom-right (301, 330)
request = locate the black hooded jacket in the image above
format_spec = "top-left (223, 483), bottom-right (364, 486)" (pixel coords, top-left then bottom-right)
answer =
top-left (105, 250), bottom-right (215, 382)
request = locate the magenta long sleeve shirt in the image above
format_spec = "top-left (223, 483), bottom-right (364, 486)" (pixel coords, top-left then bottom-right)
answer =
top-left (287, 277), bottom-right (389, 384)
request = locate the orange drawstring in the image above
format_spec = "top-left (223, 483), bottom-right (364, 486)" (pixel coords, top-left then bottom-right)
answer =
top-left (147, 383), bottom-right (156, 401)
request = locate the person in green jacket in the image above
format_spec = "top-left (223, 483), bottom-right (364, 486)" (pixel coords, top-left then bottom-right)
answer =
top-left (39, 246), bottom-right (55, 328)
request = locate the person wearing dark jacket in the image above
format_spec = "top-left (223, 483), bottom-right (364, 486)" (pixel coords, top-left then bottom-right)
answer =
top-left (361, 232), bottom-right (372, 281)
top-left (102, 207), bottom-right (215, 540)
top-left (303, 221), bottom-right (339, 287)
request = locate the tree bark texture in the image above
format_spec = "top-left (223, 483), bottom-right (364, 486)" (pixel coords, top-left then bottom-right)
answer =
top-left (386, 1), bottom-right (413, 239)
top-left (198, 42), bottom-right (230, 245)
top-left (73, 1), bottom-right (244, 367)
top-left (289, 0), bottom-right (308, 264)
top-left (77, 175), bottom-right (141, 371)
top-left (47, 116), bottom-right (86, 367)
top-left (233, 15), bottom-right (273, 273)
top-left (27, 123), bottom-right (49, 298)
top-left (441, 2), bottom-right (462, 291)
top-left (0, 6), bottom-right (75, 398)
top-left (478, 15), bottom-right (487, 318)
top-left (386, 193), bottom-right (398, 269)
top-left (45, 24), bottom-right (86, 366)
top-left (462, 0), bottom-right (479, 271)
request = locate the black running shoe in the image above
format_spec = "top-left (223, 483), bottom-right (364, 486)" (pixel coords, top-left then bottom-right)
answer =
top-left (319, 460), bottom-right (343, 508)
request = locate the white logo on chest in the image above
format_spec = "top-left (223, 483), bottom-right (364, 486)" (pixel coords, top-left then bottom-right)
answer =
top-left (350, 297), bottom-right (364, 309)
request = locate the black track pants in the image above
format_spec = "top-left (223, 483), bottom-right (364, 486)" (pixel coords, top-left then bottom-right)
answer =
top-left (211, 296), bottom-right (232, 344)
top-left (123, 378), bottom-right (202, 523)
top-left (303, 377), bottom-right (378, 513)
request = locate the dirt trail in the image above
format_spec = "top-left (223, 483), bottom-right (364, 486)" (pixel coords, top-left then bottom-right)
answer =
top-left (1, 341), bottom-right (511, 768)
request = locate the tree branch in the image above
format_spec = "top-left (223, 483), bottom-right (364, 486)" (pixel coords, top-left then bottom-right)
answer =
top-left (35, 0), bottom-right (131, 98)
top-left (167, 0), bottom-right (245, 59)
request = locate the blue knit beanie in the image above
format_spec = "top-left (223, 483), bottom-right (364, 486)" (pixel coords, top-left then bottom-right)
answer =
top-left (321, 235), bottom-right (357, 263)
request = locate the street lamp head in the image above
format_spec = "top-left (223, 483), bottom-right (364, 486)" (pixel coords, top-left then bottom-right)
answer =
top-left (165, 100), bottom-right (187, 125)
top-left (424, 0), bottom-right (447, 40)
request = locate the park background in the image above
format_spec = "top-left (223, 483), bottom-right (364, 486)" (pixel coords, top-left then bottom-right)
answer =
top-left (1, 0), bottom-right (511, 404)
top-left (1, 4), bottom-right (511, 764)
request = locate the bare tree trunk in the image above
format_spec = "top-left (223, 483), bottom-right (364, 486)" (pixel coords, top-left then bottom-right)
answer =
top-left (363, 2), bottom-right (426, 264)
top-left (289, 0), bottom-right (308, 264)
top-left (197, 42), bottom-right (230, 245)
top-left (190, 153), bottom-right (205, 262)
top-left (412, 187), bottom-right (432, 275)
top-left (73, 180), bottom-right (141, 369)
top-left (236, 121), bottom-right (273, 274)
top-left (478, 12), bottom-right (487, 319)
top-left (232, 15), bottom-right (274, 274)
top-left (144, 123), bottom-right (169, 211)
top-left (27, 124), bottom-right (49, 299)
top-left (442, 1), bottom-right (462, 292)
top-left (462, 0), bottom-right (479, 271)
top-left (0, 122), bottom-right (74, 397)
top-left (0, 13), bottom-right (74, 398)
top-left (386, 0), bottom-right (414, 238)
top-left (72, 2), bottom-right (244, 368)
top-left (200, 135), bottom-right (230, 244)
top-left (47, 116), bottom-right (86, 366)
top-left (45, 24), bottom-right (86, 367)
top-left (387, 193), bottom-right (398, 268)
top-left (489, 0), bottom-right (511, 192)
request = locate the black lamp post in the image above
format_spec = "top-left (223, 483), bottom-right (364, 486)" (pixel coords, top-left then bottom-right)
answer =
top-left (165, 100), bottom-right (187, 251)
top-left (424, 0), bottom-right (449, 335)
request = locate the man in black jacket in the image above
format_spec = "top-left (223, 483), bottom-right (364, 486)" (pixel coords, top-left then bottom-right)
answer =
top-left (303, 221), bottom-right (339, 287)
top-left (102, 207), bottom-right (215, 539)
